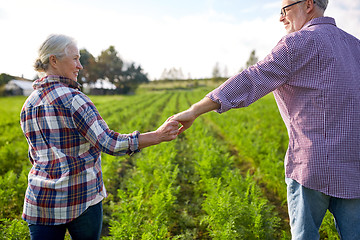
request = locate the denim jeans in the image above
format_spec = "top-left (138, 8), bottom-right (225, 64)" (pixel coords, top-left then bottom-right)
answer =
top-left (28, 201), bottom-right (103, 240)
top-left (286, 178), bottom-right (360, 240)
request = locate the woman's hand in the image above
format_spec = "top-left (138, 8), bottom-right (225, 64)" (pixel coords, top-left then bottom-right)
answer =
top-left (138, 119), bottom-right (179, 149)
top-left (155, 119), bottom-right (179, 142)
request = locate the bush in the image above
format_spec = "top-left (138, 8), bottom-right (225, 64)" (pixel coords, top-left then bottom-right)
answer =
top-left (0, 169), bottom-right (28, 220)
top-left (0, 218), bottom-right (30, 240)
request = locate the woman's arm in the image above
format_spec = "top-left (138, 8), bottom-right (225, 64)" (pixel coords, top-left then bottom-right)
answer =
top-left (138, 120), bottom-right (179, 149)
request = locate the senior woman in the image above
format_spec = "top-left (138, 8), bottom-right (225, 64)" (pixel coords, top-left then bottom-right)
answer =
top-left (20, 34), bottom-right (179, 240)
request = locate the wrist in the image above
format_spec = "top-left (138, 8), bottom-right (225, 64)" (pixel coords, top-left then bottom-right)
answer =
top-left (138, 131), bottom-right (161, 149)
top-left (190, 103), bottom-right (204, 119)
top-left (152, 130), bottom-right (162, 145)
top-left (192, 97), bottom-right (220, 117)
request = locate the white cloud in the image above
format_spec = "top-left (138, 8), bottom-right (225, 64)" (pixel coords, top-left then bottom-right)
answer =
top-left (0, 0), bottom-right (359, 80)
top-left (0, 1), bottom-right (284, 80)
top-left (126, 13), bottom-right (284, 79)
top-left (263, 1), bottom-right (281, 10)
top-left (326, 1), bottom-right (360, 38)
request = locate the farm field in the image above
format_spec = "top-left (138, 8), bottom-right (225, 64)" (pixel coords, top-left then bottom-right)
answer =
top-left (0, 87), bottom-right (340, 239)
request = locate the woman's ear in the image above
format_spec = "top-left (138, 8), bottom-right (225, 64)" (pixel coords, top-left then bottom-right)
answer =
top-left (49, 55), bottom-right (57, 68)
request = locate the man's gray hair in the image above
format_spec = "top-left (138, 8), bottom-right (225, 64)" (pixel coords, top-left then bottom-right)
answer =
top-left (314, 0), bottom-right (328, 11)
top-left (290, 0), bottom-right (328, 11)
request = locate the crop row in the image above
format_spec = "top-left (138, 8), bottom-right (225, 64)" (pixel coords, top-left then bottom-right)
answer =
top-left (0, 90), bottom-right (339, 239)
top-left (98, 90), bottom-right (284, 239)
top-left (194, 91), bottom-right (339, 239)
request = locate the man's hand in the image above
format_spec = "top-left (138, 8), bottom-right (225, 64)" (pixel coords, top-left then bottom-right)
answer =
top-left (172, 110), bottom-right (197, 135)
top-left (171, 97), bottom-right (221, 134)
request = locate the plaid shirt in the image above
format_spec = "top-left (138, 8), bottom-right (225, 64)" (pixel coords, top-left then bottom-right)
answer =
top-left (20, 75), bottom-right (140, 225)
top-left (207, 17), bottom-right (360, 199)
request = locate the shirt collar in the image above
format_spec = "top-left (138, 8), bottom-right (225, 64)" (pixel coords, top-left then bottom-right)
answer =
top-left (33, 75), bottom-right (82, 91)
top-left (302, 17), bottom-right (336, 30)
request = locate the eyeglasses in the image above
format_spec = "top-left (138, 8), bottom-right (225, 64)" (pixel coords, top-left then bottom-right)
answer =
top-left (280, 0), bottom-right (317, 17)
top-left (280, 0), bottom-right (306, 17)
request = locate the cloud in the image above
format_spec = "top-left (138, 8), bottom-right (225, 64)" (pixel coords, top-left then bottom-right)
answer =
top-left (0, 8), bottom-right (6, 19)
top-left (1, 0), bottom-right (359, 80)
top-left (326, 1), bottom-right (360, 38)
top-left (263, 1), bottom-right (281, 10)
top-left (99, 1), bottom-right (360, 79)
top-left (1, 2), bottom-right (283, 80)
top-left (110, 12), bottom-right (284, 79)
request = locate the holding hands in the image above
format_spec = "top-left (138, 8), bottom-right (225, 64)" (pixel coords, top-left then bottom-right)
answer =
top-left (155, 118), bottom-right (180, 142)
top-left (138, 97), bottom-right (220, 149)
top-left (172, 97), bottom-right (221, 134)
top-left (138, 117), bottom-right (179, 149)
top-left (171, 109), bottom-right (197, 135)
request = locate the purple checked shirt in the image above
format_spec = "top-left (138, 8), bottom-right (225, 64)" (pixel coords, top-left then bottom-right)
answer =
top-left (20, 75), bottom-right (140, 225)
top-left (207, 17), bottom-right (360, 199)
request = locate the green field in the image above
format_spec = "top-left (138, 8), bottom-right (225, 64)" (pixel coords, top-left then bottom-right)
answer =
top-left (0, 85), bottom-right (340, 239)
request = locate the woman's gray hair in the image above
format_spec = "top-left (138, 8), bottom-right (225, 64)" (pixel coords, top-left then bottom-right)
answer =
top-left (34, 34), bottom-right (77, 73)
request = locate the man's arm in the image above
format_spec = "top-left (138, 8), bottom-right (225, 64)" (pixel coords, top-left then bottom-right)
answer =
top-left (172, 97), bottom-right (220, 134)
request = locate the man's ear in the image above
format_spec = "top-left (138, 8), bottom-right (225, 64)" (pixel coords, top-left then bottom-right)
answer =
top-left (49, 55), bottom-right (57, 68)
top-left (306, 0), bottom-right (315, 13)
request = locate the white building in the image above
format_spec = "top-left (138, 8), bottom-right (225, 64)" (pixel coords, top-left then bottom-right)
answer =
top-left (5, 79), bottom-right (34, 96)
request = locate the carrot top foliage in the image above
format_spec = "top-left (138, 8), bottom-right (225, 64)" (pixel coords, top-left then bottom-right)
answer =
top-left (0, 89), bottom-right (339, 239)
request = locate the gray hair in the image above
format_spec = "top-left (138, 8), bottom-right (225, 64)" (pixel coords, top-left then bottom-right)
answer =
top-left (289, 0), bottom-right (328, 11)
top-left (314, 0), bottom-right (328, 11)
top-left (34, 34), bottom-right (77, 73)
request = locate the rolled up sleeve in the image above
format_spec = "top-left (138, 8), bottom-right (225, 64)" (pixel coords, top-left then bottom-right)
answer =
top-left (207, 38), bottom-right (291, 113)
top-left (71, 94), bottom-right (140, 156)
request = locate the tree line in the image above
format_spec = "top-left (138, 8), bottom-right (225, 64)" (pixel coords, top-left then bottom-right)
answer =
top-left (1, 49), bottom-right (259, 95)
top-left (0, 46), bottom-right (150, 95)
top-left (212, 49), bottom-right (259, 81)
top-left (78, 46), bottom-right (149, 94)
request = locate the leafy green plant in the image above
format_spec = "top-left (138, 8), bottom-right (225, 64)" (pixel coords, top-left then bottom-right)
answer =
top-left (0, 218), bottom-right (30, 240)
top-left (0, 91), bottom-right (340, 239)
top-left (0, 169), bottom-right (28, 219)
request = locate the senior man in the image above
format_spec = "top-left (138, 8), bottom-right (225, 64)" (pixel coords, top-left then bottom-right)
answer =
top-left (172, 0), bottom-right (360, 239)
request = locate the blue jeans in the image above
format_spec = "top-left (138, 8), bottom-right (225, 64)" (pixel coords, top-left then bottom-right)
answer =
top-left (28, 201), bottom-right (103, 240)
top-left (286, 178), bottom-right (360, 240)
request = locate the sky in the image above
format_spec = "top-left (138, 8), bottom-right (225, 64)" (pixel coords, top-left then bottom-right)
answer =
top-left (1, 0), bottom-right (360, 80)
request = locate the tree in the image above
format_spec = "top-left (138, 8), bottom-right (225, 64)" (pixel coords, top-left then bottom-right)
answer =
top-left (78, 46), bottom-right (149, 94)
top-left (160, 67), bottom-right (185, 80)
top-left (245, 50), bottom-right (259, 68)
top-left (118, 63), bottom-right (149, 93)
top-left (0, 73), bottom-right (14, 96)
top-left (0, 73), bottom-right (13, 86)
top-left (79, 49), bottom-right (98, 84)
top-left (223, 65), bottom-right (229, 78)
top-left (97, 46), bottom-right (123, 84)
top-left (123, 63), bottom-right (149, 84)
top-left (212, 62), bottom-right (221, 81)
top-left (240, 50), bottom-right (259, 72)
